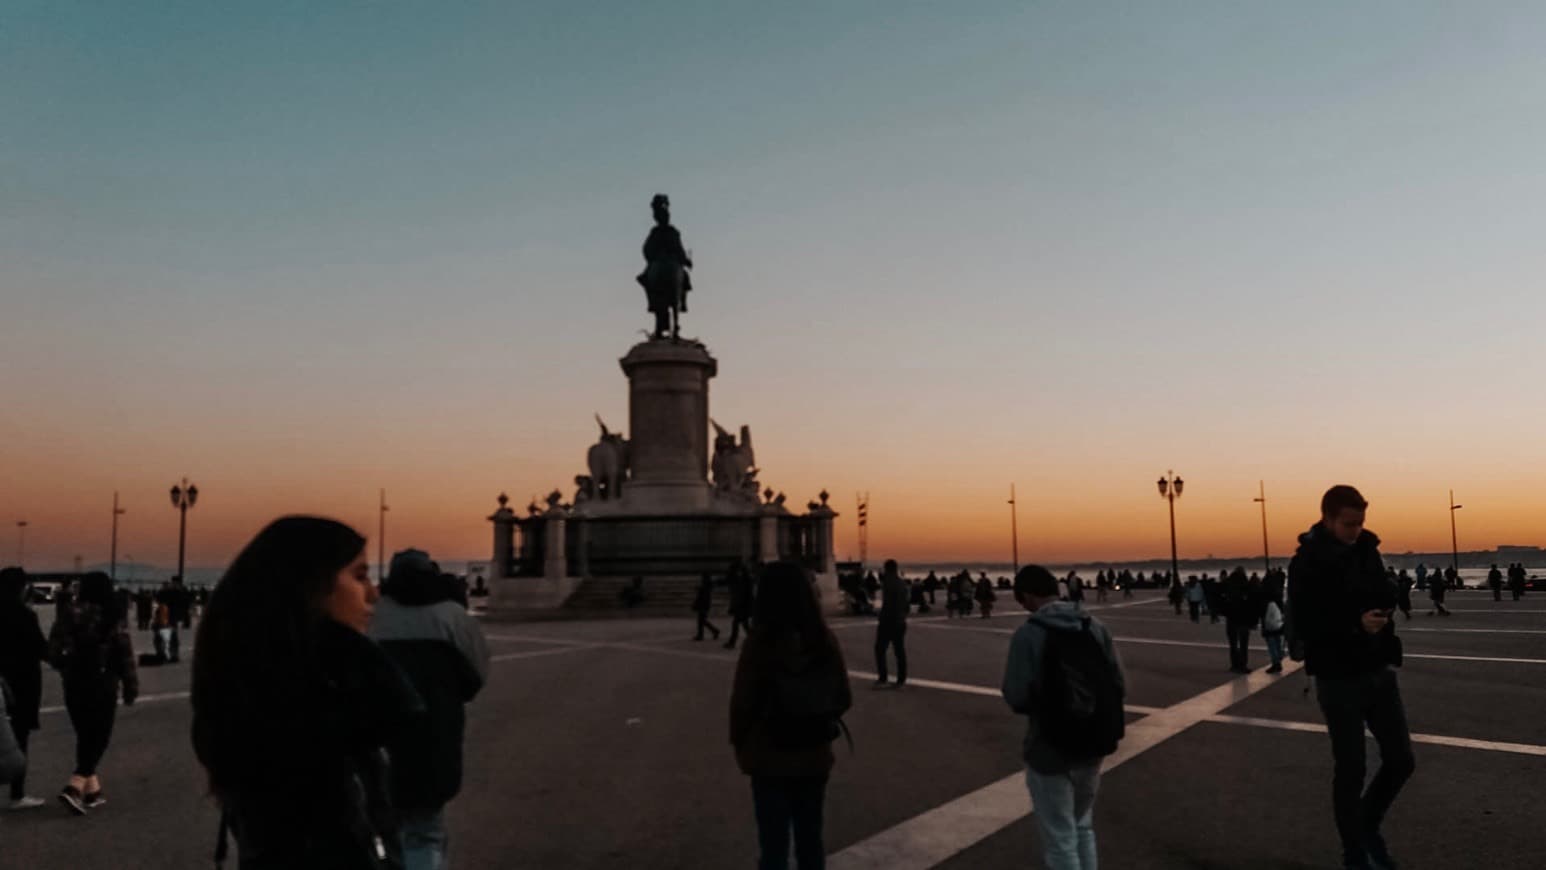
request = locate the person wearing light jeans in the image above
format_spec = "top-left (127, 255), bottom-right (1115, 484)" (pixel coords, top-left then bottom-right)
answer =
top-left (1003, 565), bottom-right (1125, 870)
top-left (399, 808), bottom-right (449, 870)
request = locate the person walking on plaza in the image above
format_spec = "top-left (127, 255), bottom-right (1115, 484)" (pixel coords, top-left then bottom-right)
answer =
top-left (1221, 568), bottom-right (1259, 674)
top-left (693, 573), bottom-right (721, 641)
top-left (1508, 563), bottom-right (1527, 601)
top-left (134, 588), bottom-right (152, 631)
top-left (1261, 593), bottom-right (1287, 674)
top-left (1488, 564), bottom-right (1504, 601)
top-left (0, 567), bottom-right (48, 810)
top-left (1168, 578), bottom-right (1184, 615)
top-left (370, 548), bottom-right (491, 870)
top-left (873, 560), bottom-right (908, 688)
top-left (193, 517), bottom-right (423, 869)
top-left (976, 574), bottom-right (997, 618)
top-left (49, 572), bottom-right (138, 815)
top-left (1002, 565), bottom-right (1126, 870)
top-left (1288, 485), bottom-right (1414, 870)
top-left (730, 561), bottom-right (851, 870)
top-left (1428, 569), bottom-right (1450, 617)
top-left (1396, 569), bottom-right (1413, 621)
top-left (725, 560), bottom-right (755, 650)
top-left (1185, 578), bottom-right (1204, 623)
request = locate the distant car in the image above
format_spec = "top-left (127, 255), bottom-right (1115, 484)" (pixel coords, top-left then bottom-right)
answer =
top-left (1526, 575), bottom-right (1546, 592)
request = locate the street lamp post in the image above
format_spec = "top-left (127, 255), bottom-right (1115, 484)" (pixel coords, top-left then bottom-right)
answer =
top-left (1449, 490), bottom-right (1463, 586)
top-left (1253, 481), bottom-right (1270, 575)
top-left (14, 521), bottom-right (26, 568)
top-left (1156, 471), bottom-right (1184, 589)
top-left (1008, 483), bottom-right (1020, 576)
top-left (110, 492), bottom-right (127, 581)
top-left (379, 489), bottom-right (390, 583)
top-left (170, 478), bottom-right (199, 583)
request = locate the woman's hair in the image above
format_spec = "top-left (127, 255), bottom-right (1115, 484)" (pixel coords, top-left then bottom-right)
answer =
top-left (191, 516), bottom-right (365, 795)
top-left (77, 571), bottom-right (122, 623)
top-left (750, 561), bottom-right (832, 651)
top-left (0, 566), bottom-right (27, 603)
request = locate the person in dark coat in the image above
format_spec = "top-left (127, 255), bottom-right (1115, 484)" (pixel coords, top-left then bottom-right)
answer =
top-left (192, 517), bottom-right (422, 870)
top-left (0, 567), bottom-right (49, 809)
top-left (369, 549), bottom-right (490, 870)
top-left (730, 561), bottom-right (851, 870)
top-left (1220, 568), bottom-right (1259, 673)
top-left (873, 560), bottom-right (909, 688)
top-left (692, 573), bottom-right (721, 641)
top-left (1288, 485), bottom-right (1413, 870)
top-left (1488, 564), bottom-right (1504, 601)
top-left (134, 588), bottom-right (153, 631)
top-left (49, 572), bottom-right (138, 814)
top-left (725, 561), bottom-right (755, 650)
top-left (1508, 562), bottom-right (1527, 601)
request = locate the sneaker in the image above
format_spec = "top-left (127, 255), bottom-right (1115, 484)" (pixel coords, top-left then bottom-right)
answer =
top-left (7, 796), bottom-right (45, 810)
top-left (1363, 832), bottom-right (1398, 869)
top-left (83, 792), bottom-right (106, 809)
top-left (58, 786), bottom-right (87, 816)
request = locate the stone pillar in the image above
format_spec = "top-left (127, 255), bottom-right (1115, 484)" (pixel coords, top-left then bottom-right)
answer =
top-left (812, 509), bottom-right (837, 576)
top-left (488, 494), bottom-right (517, 578)
top-left (543, 510), bottom-right (568, 580)
top-left (758, 510), bottom-right (780, 564)
top-left (618, 341), bottom-right (717, 513)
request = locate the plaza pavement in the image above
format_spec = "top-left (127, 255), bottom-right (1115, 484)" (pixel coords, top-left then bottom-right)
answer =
top-left (4, 589), bottom-right (1544, 868)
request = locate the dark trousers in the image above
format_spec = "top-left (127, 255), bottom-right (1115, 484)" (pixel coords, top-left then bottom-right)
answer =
top-left (1493, 586), bottom-right (1502, 601)
top-left (1188, 601), bottom-right (1200, 622)
top-left (751, 775), bottom-right (828, 870)
top-left (694, 612), bottom-right (719, 640)
top-left (9, 722), bottom-right (29, 799)
top-left (727, 614), bottom-right (751, 646)
top-left (874, 621), bottom-right (907, 684)
top-left (1226, 622), bottom-right (1251, 671)
top-left (1316, 668), bottom-right (1416, 859)
top-left (63, 678), bottom-right (117, 777)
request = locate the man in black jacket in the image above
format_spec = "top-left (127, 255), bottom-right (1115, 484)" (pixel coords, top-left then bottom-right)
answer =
top-left (1288, 485), bottom-right (1414, 870)
top-left (369, 549), bottom-right (490, 870)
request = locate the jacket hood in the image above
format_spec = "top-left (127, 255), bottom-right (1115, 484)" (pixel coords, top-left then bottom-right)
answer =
top-left (1029, 600), bottom-right (1090, 632)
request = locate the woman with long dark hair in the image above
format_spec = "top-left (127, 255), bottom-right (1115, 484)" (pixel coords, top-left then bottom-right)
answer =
top-left (0, 567), bottom-right (49, 809)
top-left (48, 571), bottom-right (138, 814)
top-left (729, 561), bottom-right (851, 870)
top-left (192, 516), bottom-right (421, 869)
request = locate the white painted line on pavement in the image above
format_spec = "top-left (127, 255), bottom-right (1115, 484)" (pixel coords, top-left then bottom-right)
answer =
top-left (41, 690), bottom-right (190, 716)
top-left (491, 644), bottom-right (603, 662)
top-left (1403, 627), bottom-right (1546, 635)
top-left (1208, 714), bottom-right (1546, 757)
top-left (826, 663), bottom-right (1303, 870)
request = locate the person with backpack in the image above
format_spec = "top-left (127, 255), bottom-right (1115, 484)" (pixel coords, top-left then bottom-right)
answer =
top-left (48, 572), bottom-right (138, 815)
top-left (1288, 485), bottom-right (1414, 870)
top-left (1261, 594), bottom-right (1287, 674)
top-left (1002, 565), bottom-right (1125, 870)
top-left (729, 560), bottom-right (852, 870)
top-left (692, 573), bottom-right (721, 642)
top-left (369, 548), bottom-right (490, 870)
top-left (0, 567), bottom-right (48, 810)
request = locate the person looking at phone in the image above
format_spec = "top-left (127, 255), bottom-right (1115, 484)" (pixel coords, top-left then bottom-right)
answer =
top-left (1287, 485), bottom-right (1414, 870)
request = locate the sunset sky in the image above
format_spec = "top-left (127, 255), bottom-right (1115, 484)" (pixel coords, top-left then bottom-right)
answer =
top-left (5, 2), bottom-right (1546, 573)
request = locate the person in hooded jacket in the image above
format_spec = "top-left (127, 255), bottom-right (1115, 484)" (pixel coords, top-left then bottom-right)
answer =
top-left (49, 571), bottom-right (138, 815)
top-left (192, 517), bottom-right (423, 870)
top-left (369, 549), bottom-right (490, 870)
top-left (730, 560), bottom-right (851, 870)
top-left (0, 567), bottom-right (48, 809)
top-left (1288, 485), bottom-right (1413, 870)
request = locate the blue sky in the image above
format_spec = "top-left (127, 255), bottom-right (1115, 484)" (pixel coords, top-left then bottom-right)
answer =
top-left (5, 2), bottom-right (1546, 567)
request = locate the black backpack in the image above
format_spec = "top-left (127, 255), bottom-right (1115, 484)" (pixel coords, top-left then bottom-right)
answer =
top-left (1037, 617), bottom-right (1124, 761)
top-left (766, 659), bottom-right (853, 752)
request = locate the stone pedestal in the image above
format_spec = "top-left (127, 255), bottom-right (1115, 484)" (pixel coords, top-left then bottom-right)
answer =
top-left (489, 495), bottom-right (517, 579)
top-left (618, 341), bottom-right (717, 514)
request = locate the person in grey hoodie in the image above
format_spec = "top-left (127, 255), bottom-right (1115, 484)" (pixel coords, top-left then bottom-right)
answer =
top-left (369, 549), bottom-right (491, 870)
top-left (1002, 565), bottom-right (1125, 870)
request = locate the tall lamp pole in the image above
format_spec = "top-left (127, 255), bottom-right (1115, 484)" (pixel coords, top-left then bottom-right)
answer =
top-left (1449, 490), bottom-right (1463, 586)
top-left (1156, 472), bottom-right (1184, 589)
top-left (1253, 481), bottom-right (1270, 575)
top-left (169, 478), bottom-right (199, 583)
top-left (379, 489), bottom-right (390, 582)
top-left (15, 520), bottom-right (27, 568)
top-left (110, 492), bottom-right (127, 581)
top-left (1008, 483), bottom-right (1020, 575)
